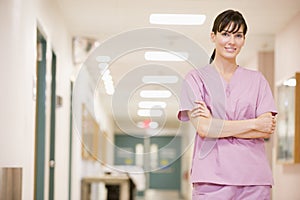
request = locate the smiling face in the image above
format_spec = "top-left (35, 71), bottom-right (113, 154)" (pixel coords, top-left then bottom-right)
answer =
top-left (211, 23), bottom-right (246, 62)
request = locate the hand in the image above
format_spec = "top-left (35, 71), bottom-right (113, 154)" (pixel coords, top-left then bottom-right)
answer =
top-left (254, 113), bottom-right (276, 134)
top-left (190, 101), bottom-right (212, 118)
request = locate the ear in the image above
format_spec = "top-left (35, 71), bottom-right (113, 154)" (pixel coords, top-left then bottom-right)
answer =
top-left (210, 32), bottom-right (216, 43)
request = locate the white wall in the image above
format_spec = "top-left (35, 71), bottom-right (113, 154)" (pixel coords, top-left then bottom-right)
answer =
top-left (275, 12), bottom-right (300, 83)
top-left (273, 11), bottom-right (300, 200)
top-left (71, 65), bottom-right (115, 200)
top-left (0, 0), bottom-right (78, 199)
top-left (0, 1), bottom-right (36, 199)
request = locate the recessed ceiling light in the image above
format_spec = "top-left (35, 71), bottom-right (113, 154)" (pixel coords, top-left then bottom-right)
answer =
top-left (142, 75), bottom-right (178, 84)
top-left (144, 51), bottom-right (188, 61)
top-left (137, 109), bottom-right (163, 117)
top-left (138, 101), bottom-right (167, 109)
top-left (149, 14), bottom-right (206, 25)
top-left (140, 90), bottom-right (172, 98)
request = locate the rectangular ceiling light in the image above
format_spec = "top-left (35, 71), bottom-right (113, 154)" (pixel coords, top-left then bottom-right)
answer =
top-left (138, 101), bottom-right (167, 109)
top-left (144, 51), bottom-right (188, 61)
top-left (140, 90), bottom-right (172, 98)
top-left (137, 109), bottom-right (163, 117)
top-left (149, 14), bottom-right (206, 25)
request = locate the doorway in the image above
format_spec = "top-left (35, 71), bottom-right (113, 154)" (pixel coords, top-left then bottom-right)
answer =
top-left (34, 29), bottom-right (47, 200)
top-left (34, 29), bottom-right (57, 200)
top-left (114, 134), bottom-right (182, 196)
top-left (48, 51), bottom-right (57, 200)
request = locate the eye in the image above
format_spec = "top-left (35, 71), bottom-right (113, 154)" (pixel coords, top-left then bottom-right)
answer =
top-left (221, 32), bottom-right (230, 37)
top-left (235, 33), bottom-right (244, 38)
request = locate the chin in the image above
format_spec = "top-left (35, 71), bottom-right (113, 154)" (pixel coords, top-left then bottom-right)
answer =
top-left (222, 53), bottom-right (238, 60)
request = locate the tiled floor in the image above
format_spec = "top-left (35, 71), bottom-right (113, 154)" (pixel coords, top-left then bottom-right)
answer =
top-left (136, 189), bottom-right (184, 200)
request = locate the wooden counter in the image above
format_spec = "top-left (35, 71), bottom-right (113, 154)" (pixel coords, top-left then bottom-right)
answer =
top-left (81, 174), bottom-right (135, 200)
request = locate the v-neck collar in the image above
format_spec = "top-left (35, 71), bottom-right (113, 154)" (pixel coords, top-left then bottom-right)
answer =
top-left (210, 64), bottom-right (240, 86)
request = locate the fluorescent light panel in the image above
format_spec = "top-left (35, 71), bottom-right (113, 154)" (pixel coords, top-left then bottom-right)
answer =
top-left (142, 75), bottom-right (178, 84)
top-left (96, 55), bottom-right (111, 63)
top-left (137, 109), bottom-right (163, 117)
top-left (140, 90), bottom-right (172, 98)
top-left (145, 51), bottom-right (188, 61)
top-left (139, 101), bottom-right (166, 109)
top-left (150, 14), bottom-right (206, 25)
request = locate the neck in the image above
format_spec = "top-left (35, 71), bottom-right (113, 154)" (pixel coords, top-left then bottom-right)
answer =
top-left (212, 55), bottom-right (237, 74)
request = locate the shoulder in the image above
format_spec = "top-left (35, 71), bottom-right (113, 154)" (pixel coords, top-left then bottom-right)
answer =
top-left (184, 65), bottom-right (211, 79)
top-left (182, 65), bottom-right (213, 89)
top-left (238, 67), bottom-right (270, 91)
top-left (238, 66), bottom-right (265, 80)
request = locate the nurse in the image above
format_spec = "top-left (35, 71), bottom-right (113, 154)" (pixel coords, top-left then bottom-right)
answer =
top-left (178, 9), bottom-right (277, 199)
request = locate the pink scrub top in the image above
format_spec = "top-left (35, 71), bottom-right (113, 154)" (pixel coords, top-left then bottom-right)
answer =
top-left (178, 65), bottom-right (277, 186)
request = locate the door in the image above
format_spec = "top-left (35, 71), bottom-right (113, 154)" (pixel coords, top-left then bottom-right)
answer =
top-left (149, 136), bottom-right (181, 191)
top-left (114, 134), bottom-right (144, 166)
top-left (48, 51), bottom-right (57, 200)
top-left (114, 135), bottom-right (181, 191)
top-left (34, 29), bottom-right (47, 200)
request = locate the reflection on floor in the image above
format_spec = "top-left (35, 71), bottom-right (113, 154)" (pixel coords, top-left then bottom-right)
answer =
top-left (136, 189), bottom-right (184, 200)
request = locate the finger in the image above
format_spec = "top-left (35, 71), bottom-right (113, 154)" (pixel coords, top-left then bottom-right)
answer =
top-left (194, 101), bottom-right (206, 106)
top-left (197, 104), bottom-right (207, 110)
top-left (197, 107), bottom-right (207, 112)
top-left (191, 107), bottom-right (201, 112)
top-left (191, 109), bottom-right (210, 118)
top-left (191, 110), bottom-right (203, 117)
top-left (194, 100), bottom-right (204, 103)
top-left (197, 105), bottom-right (209, 114)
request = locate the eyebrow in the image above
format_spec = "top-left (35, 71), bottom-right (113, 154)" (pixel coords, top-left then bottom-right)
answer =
top-left (222, 30), bottom-right (244, 34)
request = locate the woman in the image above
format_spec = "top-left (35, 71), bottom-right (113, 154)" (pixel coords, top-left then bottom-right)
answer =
top-left (178, 9), bottom-right (277, 199)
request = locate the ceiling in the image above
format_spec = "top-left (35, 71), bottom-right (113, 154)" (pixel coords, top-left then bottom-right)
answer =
top-left (59, 0), bottom-right (300, 135)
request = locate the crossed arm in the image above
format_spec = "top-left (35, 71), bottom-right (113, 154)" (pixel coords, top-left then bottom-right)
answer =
top-left (188, 101), bottom-right (277, 139)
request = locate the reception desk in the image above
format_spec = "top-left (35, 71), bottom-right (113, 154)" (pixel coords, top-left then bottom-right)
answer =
top-left (81, 174), bottom-right (135, 200)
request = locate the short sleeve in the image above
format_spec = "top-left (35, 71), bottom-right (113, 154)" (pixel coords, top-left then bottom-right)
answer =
top-left (177, 71), bottom-right (204, 121)
top-left (256, 73), bottom-right (277, 117)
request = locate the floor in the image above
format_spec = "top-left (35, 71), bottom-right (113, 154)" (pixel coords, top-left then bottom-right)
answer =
top-left (136, 189), bottom-right (184, 200)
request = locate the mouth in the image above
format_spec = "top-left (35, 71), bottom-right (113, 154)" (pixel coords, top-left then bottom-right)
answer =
top-left (224, 47), bottom-right (236, 53)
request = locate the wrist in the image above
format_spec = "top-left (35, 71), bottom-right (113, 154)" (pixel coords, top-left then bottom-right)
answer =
top-left (250, 118), bottom-right (257, 130)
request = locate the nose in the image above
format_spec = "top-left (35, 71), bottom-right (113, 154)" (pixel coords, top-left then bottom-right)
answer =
top-left (228, 35), bottom-right (235, 44)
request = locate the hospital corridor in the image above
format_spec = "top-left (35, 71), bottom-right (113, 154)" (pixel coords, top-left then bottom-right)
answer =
top-left (1, 0), bottom-right (300, 199)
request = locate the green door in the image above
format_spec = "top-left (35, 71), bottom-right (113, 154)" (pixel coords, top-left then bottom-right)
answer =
top-left (34, 30), bottom-right (47, 200)
top-left (114, 134), bottom-right (144, 165)
top-left (114, 135), bottom-right (181, 191)
top-left (149, 136), bottom-right (181, 191)
top-left (48, 52), bottom-right (57, 200)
